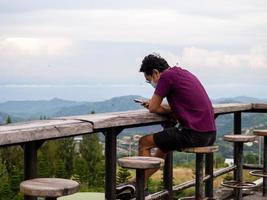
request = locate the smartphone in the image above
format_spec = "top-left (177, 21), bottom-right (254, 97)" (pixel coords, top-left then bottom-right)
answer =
top-left (134, 99), bottom-right (144, 104)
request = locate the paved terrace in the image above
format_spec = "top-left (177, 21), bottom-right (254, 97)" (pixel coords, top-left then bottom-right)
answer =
top-left (0, 103), bottom-right (267, 200)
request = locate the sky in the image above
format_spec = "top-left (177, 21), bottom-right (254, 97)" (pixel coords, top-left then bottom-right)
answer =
top-left (0, 0), bottom-right (267, 101)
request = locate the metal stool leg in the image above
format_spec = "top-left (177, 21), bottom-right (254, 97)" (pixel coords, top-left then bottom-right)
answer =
top-left (205, 153), bottom-right (214, 199)
top-left (196, 153), bottom-right (204, 200)
top-left (234, 142), bottom-right (243, 200)
top-left (136, 169), bottom-right (145, 200)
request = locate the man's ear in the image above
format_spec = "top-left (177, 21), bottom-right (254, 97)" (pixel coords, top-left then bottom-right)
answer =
top-left (152, 69), bottom-right (160, 79)
top-left (153, 69), bottom-right (159, 74)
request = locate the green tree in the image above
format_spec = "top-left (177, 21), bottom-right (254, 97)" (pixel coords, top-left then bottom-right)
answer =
top-left (0, 159), bottom-right (11, 200)
top-left (0, 146), bottom-right (23, 177)
top-left (0, 183), bottom-right (12, 200)
top-left (38, 140), bottom-right (57, 176)
top-left (6, 116), bottom-right (12, 124)
top-left (9, 168), bottom-right (22, 193)
top-left (39, 115), bottom-right (47, 120)
top-left (244, 152), bottom-right (258, 164)
top-left (55, 138), bottom-right (76, 178)
top-left (55, 159), bottom-right (65, 178)
top-left (80, 133), bottom-right (104, 188)
top-left (116, 167), bottom-right (132, 184)
top-left (38, 152), bottom-right (50, 178)
top-left (73, 155), bottom-right (88, 183)
top-left (12, 193), bottom-right (23, 200)
top-left (214, 152), bottom-right (226, 168)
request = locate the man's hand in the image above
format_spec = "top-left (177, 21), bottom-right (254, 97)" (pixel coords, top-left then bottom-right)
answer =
top-left (141, 94), bottom-right (172, 115)
top-left (141, 100), bottom-right (150, 109)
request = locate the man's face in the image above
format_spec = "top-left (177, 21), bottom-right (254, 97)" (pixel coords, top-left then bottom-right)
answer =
top-left (144, 69), bottom-right (160, 86)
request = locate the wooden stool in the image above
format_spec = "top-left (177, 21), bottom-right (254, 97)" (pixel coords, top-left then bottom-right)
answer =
top-left (20, 178), bottom-right (79, 200)
top-left (249, 129), bottom-right (267, 196)
top-left (118, 156), bottom-right (164, 200)
top-left (179, 146), bottom-right (219, 200)
top-left (221, 135), bottom-right (256, 200)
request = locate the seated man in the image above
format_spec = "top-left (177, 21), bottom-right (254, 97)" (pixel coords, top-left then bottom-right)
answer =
top-left (116, 54), bottom-right (216, 198)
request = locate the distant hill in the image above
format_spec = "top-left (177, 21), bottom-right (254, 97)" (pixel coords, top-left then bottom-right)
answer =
top-left (0, 95), bottom-right (145, 122)
top-left (213, 96), bottom-right (267, 104)
top-left (54, 95), bottom-right (145, 117)
top-left (0, 98), bottom-right (84, 119)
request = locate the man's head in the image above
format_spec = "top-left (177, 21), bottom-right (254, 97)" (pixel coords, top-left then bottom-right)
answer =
top-left (139, 54), bottom-right (170, 88)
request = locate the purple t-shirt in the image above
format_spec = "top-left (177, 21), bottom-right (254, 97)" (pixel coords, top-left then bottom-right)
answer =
top-left (154, 67), bottom-right (216, 132)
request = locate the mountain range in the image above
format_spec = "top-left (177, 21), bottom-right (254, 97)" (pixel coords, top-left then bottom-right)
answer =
top-left (0, 95), bottom-right (144, 122)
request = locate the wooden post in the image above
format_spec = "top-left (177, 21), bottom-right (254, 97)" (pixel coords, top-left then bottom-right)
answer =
top-left (161, 121), bottom-right (174, 200)
top-left (163, 152), bottom-right (173, 200)
top-left (23, 141), bottom-right (43, 200)
top-left (263, 137), bottom-right (267, 196)
top-left (104, 128), bottom-right (122, 200)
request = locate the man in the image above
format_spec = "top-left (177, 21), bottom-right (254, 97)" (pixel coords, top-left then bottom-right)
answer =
top-left (116, 54), bottom-right (216, 198)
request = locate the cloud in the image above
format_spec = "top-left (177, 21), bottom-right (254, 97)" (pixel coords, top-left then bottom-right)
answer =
top-left (159, 46), bottom-right (267, 69)
top-left (156, 46), bottom-right (267, 86)
top-left (1, 7), bottom-right (267, 46)
top-left (0, 37), bottom-right (72, 55)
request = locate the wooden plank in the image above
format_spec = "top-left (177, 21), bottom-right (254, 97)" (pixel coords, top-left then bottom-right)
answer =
top-left (0, 103), bottom-right (263, 146)
top-left (59, 104), bottom-right (254, 130)
top-left (213, 103), bottom-right (252, 114)
top-left (58, 109), bottom-right (168, 129)
top-left (254, 129), bottom-right (267, 136)
top-left (0, 119), bottom-right (93, 146)
top-left (252, 103), bottom-right (267, 110)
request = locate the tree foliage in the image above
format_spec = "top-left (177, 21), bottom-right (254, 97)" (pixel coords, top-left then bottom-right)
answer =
top-left (55, 138), bottom-right (76, 178)
top-left (80, 133), bottom-right (104, 187)
top-left (116, 167), bottom-right (132, 184)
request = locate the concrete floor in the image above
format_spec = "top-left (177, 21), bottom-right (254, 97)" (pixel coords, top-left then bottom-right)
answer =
top-left (58, 192), bottom-right (104, 200)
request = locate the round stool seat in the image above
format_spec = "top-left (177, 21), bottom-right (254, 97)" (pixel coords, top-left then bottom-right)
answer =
top-left (20, 178), bottom-right (79, 197)
top-left (181, 145), bottom-right (219, 153)
top-left (118, 156), bottom-right (164, 169)
top-left (249, 170), bottom-right (267, 178)
top-left (223, 135), bottom-right (256, 143)
top-left (221, 180), bottom-right (256, 189)
top-left (178, 197), bottom-right (215, 200)
top-left (253, 129), bottom-right (267, 136)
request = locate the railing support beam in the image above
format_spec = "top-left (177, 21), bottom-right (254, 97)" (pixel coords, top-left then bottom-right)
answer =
top-left (103, 128), bottom-right (122, 200)
top-left (263, 137), bottom-right (267, 196)
top-left (23, 141), bottom-right (44, 200)
top-left (163, 152), bottom-right (173, 200)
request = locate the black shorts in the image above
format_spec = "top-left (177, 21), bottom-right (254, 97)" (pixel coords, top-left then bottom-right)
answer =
top-left (153, 127), bottom-right (216, 153)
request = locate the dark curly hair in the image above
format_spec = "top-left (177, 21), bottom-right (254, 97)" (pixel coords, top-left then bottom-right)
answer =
top-left (139, 54), bottom-right (170, 75)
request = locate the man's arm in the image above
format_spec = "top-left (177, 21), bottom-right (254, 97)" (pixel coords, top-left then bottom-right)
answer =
top-left (147, 94), bottom-right (172, 114)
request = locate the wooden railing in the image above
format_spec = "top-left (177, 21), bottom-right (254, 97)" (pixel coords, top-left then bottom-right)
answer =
top-left (0, 103), bottom-right (267, 200)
